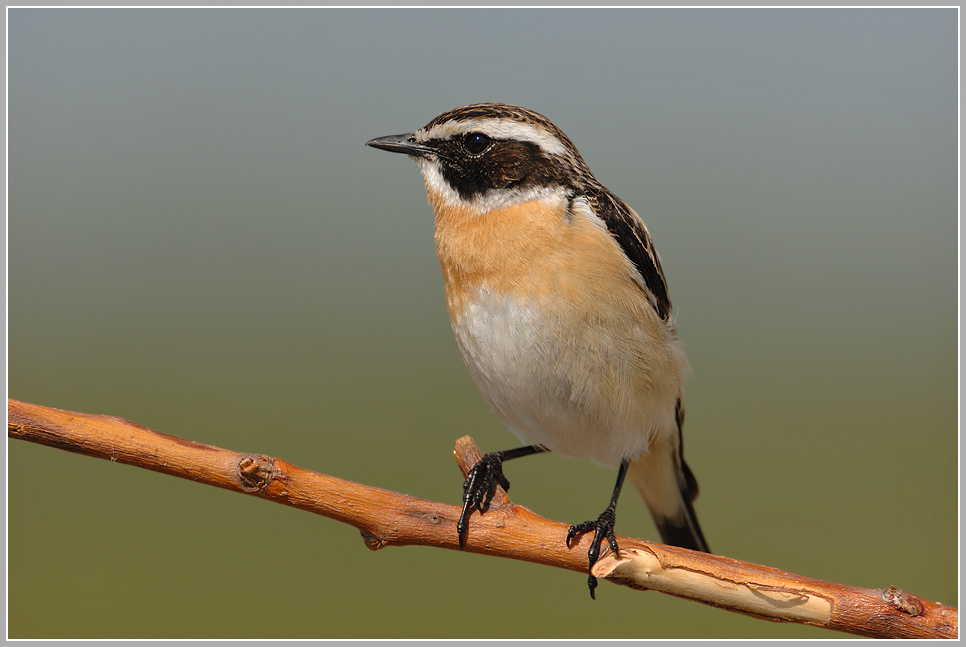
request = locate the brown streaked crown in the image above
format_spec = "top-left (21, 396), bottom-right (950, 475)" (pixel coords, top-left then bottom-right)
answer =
top-left (423, 103), bottom-right (586, 162)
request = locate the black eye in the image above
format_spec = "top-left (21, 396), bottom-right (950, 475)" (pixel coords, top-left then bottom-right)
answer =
top-left (463, 132), bottom-right (492, 155)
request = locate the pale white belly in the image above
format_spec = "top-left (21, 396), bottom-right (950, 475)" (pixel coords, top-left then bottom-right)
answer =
top-left (450, 286), bottom-right (687, 469)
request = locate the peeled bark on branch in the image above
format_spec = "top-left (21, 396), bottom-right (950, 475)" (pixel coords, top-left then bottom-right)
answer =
top-left (7, 398), bottom-right (958, 639)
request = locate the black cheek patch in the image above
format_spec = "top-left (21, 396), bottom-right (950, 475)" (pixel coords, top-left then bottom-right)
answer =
top-left (440, 164), bottom-right (488, 200)
top-left (440, 140), bottom-right (560, 200)
top-left (489, 141), bottom-right (533, 188)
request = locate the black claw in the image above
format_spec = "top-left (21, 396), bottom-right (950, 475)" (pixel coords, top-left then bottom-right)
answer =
top-left (457, 452), bottom-right (509, 549)
top-left (566, 505), bottom-right (619, 599)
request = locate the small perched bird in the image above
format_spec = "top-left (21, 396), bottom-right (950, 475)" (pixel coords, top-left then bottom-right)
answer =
top-left (367, 103), bottom-right (709, 598)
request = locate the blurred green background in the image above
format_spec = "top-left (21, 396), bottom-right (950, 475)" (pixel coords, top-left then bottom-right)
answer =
top-left (8, 8), bottom-right (957, 639)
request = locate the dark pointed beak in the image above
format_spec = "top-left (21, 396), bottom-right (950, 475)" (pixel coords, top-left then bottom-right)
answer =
top-left (366, 133), bottom-right (438, 159)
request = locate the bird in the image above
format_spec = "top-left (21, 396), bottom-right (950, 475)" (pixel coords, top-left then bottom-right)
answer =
top-left (366, 102), bottom-right (709, 598)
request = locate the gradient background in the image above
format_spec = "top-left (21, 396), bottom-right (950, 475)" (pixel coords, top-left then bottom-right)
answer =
top-left (8, 8), bottom-right (958, 639)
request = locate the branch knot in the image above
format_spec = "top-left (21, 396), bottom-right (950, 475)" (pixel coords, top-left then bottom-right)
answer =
top-left (237, 454), bottom-right (275, 492)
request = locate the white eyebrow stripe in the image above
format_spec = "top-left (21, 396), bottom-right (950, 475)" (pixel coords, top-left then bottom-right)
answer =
top-left (417, 119), bottom-right (568, 156)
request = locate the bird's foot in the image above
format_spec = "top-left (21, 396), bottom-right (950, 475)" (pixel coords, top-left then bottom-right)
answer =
top-left (566, 504), bottom-right (620, 600)
top-left (458, 452), bottom-right (511, 549)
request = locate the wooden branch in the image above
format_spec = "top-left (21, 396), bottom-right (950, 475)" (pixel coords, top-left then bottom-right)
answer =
top-left (8, 398), bottom-right (958, 639)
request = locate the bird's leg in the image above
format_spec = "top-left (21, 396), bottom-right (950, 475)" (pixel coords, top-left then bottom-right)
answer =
top-left (458, 445), bottom-right (547, 549)
top-left (566, 459), bottom-right (630, 599)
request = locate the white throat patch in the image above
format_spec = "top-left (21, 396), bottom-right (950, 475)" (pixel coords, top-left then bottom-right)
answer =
top-left (416, 157), bottom-right (568, 214)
